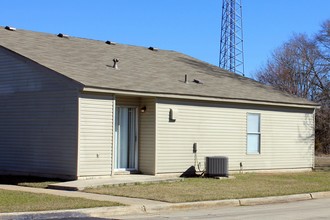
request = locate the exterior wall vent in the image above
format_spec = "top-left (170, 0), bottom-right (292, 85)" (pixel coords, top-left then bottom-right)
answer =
top-left (5, 26), bottom-right (16, 31)
top-left (57, 33), bottom-right (69, 38)
top-left (205, 156), bottom-right (228, 177)
top-left (105, 41), bottom-right (116, 45)
top-left (148, 47), bottom-right (158, 51)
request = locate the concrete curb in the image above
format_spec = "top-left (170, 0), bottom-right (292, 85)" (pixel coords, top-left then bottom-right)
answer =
top-left (0, 201), bottom-right (239, 220)
top-left (145, 199), bottom-right (240, 212)
top-left (310, 191), bottom-right (330, 199)
top-left (239, 193), bottom-right (312, 206)
top-left (1, 192), bottom-right (330, 219)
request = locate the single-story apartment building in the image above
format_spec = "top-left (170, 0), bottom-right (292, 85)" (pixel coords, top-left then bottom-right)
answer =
top-left (0, 26), bottom-right (318, 179)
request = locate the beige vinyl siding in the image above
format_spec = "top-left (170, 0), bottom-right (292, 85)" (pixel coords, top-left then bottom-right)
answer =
top-left (78, 93), bottom-right (114, 177)
top-left (248, 111), bottom-right (314, 169)
top-left (0, 49), bottom-right (79, 178)
top-left (139, 97), bottom-right (156, 174)
top-left (0, 48), bottom-right (80, 93)
top-left (156, 98), bottom-right (314, 173)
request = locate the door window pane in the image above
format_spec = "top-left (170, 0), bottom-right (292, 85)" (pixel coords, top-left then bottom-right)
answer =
top-left (115, 107), bottom-right (137, 169)
top-left (128, 108), bottom-right (136, 168)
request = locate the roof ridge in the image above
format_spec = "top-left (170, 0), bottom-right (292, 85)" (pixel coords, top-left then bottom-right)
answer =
top-left (0, 25), bottom-right (179, 53)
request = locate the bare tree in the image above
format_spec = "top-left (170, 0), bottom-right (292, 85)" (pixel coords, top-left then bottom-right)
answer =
top-left (315, 20), bottom-right (330, 154)
top-left (256, 34), bottom-right (323, 101)
top-left (255, 20), bottom-right (330, 154)
top-left (316, 20), bottom-right (330, 63)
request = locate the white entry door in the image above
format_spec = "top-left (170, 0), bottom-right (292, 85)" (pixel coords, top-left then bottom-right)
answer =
top-left (114, 107), bottom-right (138, 170)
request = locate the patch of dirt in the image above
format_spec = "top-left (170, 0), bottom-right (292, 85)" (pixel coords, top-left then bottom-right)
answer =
top-left (315, 156), bottom-right (330, 167)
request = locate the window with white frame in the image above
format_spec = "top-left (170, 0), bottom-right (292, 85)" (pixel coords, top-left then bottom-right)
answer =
top-left (247, 113), bottom-right (261, 154)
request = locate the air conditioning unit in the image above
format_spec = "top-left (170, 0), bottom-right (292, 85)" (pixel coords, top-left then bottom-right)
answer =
top-left (205, 156), bottom-right (228, 177)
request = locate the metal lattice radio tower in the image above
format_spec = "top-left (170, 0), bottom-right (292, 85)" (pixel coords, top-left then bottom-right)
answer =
top-left (219, 0), bottom-right (244, 76)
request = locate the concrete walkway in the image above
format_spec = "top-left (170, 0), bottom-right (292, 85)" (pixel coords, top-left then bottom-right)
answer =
top-left (1, 184), bottom-right (330, 220)
top-left (0, 184), bottom-right (167, 206)
top-left (48, 174), bottom-right (183, 191)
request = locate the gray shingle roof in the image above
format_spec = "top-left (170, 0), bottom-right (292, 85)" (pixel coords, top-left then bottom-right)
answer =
top-left (0, 26), bottom-right (317, 107)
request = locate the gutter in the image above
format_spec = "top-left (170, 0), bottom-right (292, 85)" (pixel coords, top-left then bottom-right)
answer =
top-left (82, 86), bottom-right (320, 109)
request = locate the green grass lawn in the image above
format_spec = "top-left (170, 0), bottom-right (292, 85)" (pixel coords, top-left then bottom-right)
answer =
top-left (0, 189), bottom-right (122, 213)
top-left (85, 172), bottom-right (330, 203)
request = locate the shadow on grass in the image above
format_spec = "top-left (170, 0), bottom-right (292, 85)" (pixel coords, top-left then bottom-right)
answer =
top-left (0, 175), bottom-right (64, 188)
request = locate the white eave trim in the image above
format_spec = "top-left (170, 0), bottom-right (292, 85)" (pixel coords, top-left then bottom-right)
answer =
top-left (82, 87), bottom-right (319, 109)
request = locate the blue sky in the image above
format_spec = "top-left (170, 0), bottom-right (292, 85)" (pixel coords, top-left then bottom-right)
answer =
top-left (1, 0), bottom-right (329, 78)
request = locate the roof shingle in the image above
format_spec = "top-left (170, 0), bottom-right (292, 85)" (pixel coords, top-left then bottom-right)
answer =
top-left (0, 26), bottom-right (317, 107)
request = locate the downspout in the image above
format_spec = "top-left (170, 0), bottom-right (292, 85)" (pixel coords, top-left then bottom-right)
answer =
top-left (76, 92), bottom-right (81, 179)
top-left (154, 97), bottom-right (158, 175)
top-left (111, 95), bottom-right (116, 176)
